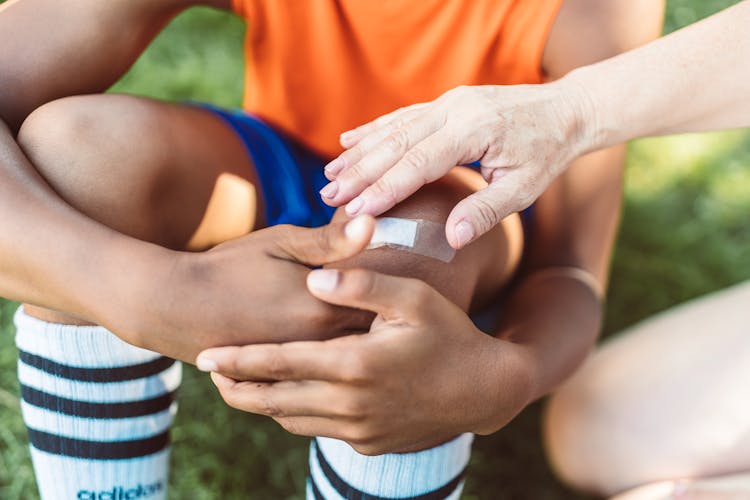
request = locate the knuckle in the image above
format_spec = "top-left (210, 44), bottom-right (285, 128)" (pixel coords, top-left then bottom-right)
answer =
top-left (469, 196), bottom-right (501, 232)
top-left (258, 395), bottom-right (285, 418)
top-left (340, 349), bottom-right (373, 383)
top-left (406, 278), bottom-right (434, 310)
top-left (401, 147), bottom-right (430, 173)
top-left (313, 226), bottom-right (337, 256)
top-left (382, 127), bottom-right (410, 155)
top-left (337, 396), bottom-right (368, 419)
top-left (370, 177), bottom-right (399, 206)
top-left (345, 162), bottom-right (370, 185)
top-left (348, 269), bottom-right (378, 302)
top-left (265, 348), bottom-right (292, 380)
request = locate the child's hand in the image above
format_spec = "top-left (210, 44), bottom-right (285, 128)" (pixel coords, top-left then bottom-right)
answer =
top-left (197, 267), bottom-right (535, 455)
top-left (132, 216), bottom-right (377, 363)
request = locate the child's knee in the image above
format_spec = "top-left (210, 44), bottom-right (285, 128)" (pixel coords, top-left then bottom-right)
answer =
top-left (17, 96), bottom-right (178, 244)
top-left (329, 168), bottom-right (521, 312)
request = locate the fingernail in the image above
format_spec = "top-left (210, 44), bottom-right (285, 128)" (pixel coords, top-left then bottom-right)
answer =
top-left (196, 355), bottom-right (218, 373)
top-left (340, 131), bottom-right (356, 147)
top-left (319, 181), bottom-right (338, 199)
top-left (345, 215), bottom-right (370, 241)
top-left (454, 220), bottom-right (475, 248)
top-left (324, 158), bottom-right (345, 177)
top-left (307, 269), bottom-right (340, 292)
top-left (345, 197), bottom-right (364, 216)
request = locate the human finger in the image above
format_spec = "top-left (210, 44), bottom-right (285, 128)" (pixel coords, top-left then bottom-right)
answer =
top-left (336, 102), bottom-right (429, 150)
top-left (210, 374), bottom-right (349, 419)
top-left (270, 214), bottom-right (374, 266)
top-left (306, 268), bottom-right (435, 322)
top-left (197, 340), bottom-right (360, 382)
top-left (324, 106), bottom-right (428, 182)
top-left (322, 112), bottom-right (445, 207)
top-left (343, 131), bottom-right (462, 217)
top-left (445, 169), bottom-right (538, 248)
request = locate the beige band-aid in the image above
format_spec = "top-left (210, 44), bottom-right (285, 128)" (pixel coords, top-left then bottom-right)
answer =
top-left (367, 217), bottom-right (456, 263)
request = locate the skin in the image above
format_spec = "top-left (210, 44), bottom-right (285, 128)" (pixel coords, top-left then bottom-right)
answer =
top-left (198, 0), bottom-right (665, 453)
top-left (0, 0), bottom-right (407, 362)
top-left (0, 0), bottom-right (525, 454)
top-left (545, 282), bottom-right (750, 498)
top-left (319, 1), bottom-right (750, 248)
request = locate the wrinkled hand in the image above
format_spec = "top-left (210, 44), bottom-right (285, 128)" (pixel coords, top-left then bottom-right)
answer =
top-left (319, 81), bottom-right (592, 248)
top-left (197, 267), bottom-right (535, 455)
top-left (140, 216), bottom-right (377, 363)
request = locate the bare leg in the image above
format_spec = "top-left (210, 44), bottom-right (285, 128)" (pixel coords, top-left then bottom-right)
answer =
top-left (11, 93), bottom-right (266, 498)
top-left (16, 94), bottom-right (262, 325)
top-left (543, 281), bottom-right (750, 497)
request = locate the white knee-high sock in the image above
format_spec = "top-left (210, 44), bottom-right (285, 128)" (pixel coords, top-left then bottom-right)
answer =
top-left (14, 307), bottom-right (181, 500)
top-left (307, 434), bottom-right (473, 499)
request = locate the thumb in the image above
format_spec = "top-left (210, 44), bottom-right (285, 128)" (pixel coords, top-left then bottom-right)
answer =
top-left (273, 214), bottom-right (375, 266)
top-left (306, 268), bottom-right (435, 322)
top-left (445, 170), bottom-right (537, 249)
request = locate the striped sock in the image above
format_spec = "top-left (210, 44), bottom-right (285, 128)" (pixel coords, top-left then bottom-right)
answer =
top-left (14, 307), bottom-right (180, 500)
top-left (307, 434), bottom-right (473, 499)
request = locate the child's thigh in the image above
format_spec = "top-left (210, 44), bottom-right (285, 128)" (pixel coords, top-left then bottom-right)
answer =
top-left (329, 167), bottom-right (524, 313)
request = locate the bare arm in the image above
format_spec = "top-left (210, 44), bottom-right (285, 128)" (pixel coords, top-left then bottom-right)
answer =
top-left (0, 0), bottom-right (229, 335)
top-left (567, 0), bottom-right (750, 151)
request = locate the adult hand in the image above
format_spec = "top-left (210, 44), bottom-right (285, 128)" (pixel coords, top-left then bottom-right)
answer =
top-left (135, 216), bottom-right (377, 363)
top-left (319, 80), bottom-right (594, 248)
top-left (196, 267), bottom-right (535, 455)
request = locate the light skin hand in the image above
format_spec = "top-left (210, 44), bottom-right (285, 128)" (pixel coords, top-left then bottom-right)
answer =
top-left (134, 216), bottom-right (377, 363)
top-left (196, 267), bottom-right (535, 455)
top-left (318, 82), bottom-right (592, 249)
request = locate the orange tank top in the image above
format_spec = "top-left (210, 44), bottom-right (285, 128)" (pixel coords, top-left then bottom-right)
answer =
top-left (231, 0), bottom-right (563, 159)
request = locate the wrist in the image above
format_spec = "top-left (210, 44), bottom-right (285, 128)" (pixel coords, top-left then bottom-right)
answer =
top-left (87, 239), bottom-right (178, 350)
top-left (471, 337), bottom-right (538, 435)
top-left (555, 68), bottom-right (611, 155)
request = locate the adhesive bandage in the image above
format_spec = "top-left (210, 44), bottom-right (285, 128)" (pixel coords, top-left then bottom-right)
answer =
top-left (367, 217), bottom-right (456, 263)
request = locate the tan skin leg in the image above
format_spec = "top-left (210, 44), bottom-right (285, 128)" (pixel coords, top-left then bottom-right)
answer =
top-left (18, 94), bottom-right (521, 339)
top-left (544, 282), bottom-right (750, 498)
top-left (18, 94), bottom-right (263, 325)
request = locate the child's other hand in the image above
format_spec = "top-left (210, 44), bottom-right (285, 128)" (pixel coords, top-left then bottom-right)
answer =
top-left (198, 267), bottom-right (535, 455)
top-left (136, 216), bottom-right (376, 362)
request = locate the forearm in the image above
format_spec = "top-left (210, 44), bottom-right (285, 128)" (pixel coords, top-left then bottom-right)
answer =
top-left (496, 271), bottom-right (603, 402)
top-left (563, 0), bottom-right (750, 152)
top-left (0, 0), bottom-right (203, 130)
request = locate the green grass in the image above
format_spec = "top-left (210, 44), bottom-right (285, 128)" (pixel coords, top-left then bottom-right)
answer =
top-left (1, 1), bottom-right (749, 498)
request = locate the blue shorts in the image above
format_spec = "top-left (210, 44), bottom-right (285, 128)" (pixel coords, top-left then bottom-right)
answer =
top-left (204, 106), bottom-right (336, 228)
top-left (205, 105), bottom-right (534, 231)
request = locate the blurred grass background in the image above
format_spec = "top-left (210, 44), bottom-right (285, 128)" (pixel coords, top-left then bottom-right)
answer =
top-left (1, 0), bottom-right (749, 498)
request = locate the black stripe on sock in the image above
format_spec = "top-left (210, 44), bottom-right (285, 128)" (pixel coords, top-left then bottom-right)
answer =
top-left (309, 478), bottom-right (325, 500)
top-left (312, 439), bottom-right (465, 500)
top-left (18, 350), bottom-right (175, 382)
top-left (27, 428), bottom-right (169, 460)
top-left (20, 384), bottom-right (176, 419)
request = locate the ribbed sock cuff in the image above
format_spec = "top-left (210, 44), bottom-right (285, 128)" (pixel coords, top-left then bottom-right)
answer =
top-left (308, 434), bottom-right (473, 499)
top-left (14, 307), bottom-right (179, 500)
